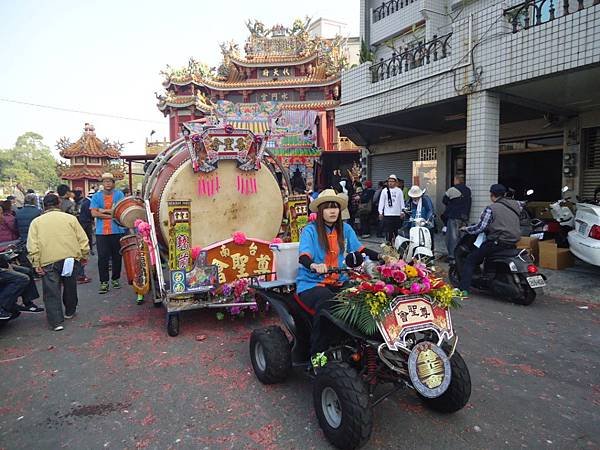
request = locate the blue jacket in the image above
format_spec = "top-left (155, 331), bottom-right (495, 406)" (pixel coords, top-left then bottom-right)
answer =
top-left (15, 205), bottom-right (41, 243)
top-left (297, 222), bottom-right (363, 293)
top-left (408, 195), bottom-right (435, 225)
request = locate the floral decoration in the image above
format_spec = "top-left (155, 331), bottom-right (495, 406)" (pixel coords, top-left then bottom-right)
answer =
top-left (331, 251), bottom-right (465, 335)
top-left (232, 231), bottom-right (247, 245)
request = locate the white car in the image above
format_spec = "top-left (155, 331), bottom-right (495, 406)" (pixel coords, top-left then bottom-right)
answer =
top-left (568, 203), bottom-right (600, 267)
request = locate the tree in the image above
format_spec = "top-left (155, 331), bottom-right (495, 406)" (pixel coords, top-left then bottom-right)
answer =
top-left (0, 132), bottom-right (60, 193)
top-left (359, 39), bottom-right (374, 64)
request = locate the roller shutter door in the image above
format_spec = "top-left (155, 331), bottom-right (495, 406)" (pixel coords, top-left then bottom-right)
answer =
top-left (369, 150), bottom-right (419, 185)
top-left (582, 127), bottom-right (600, 200)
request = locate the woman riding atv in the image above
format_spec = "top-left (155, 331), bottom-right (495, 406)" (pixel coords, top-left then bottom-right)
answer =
top-left (296, 189), bottom-right (380, 360)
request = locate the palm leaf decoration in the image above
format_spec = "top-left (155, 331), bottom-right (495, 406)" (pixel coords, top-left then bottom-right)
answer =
top-left (331, 295), bottom-right (379, 336)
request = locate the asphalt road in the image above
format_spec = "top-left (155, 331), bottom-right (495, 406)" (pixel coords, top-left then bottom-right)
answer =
top-left (0, 258), bottom-right (598, 450)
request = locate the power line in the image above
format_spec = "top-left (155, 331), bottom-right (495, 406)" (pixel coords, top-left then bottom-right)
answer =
top-left (0, 97), bottom-right (164, 124)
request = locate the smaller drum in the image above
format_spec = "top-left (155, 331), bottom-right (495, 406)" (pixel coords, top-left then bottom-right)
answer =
top-left (112, 196), bottom-right (146, 229)
top-left (119, 235), bottom-right (139, 285)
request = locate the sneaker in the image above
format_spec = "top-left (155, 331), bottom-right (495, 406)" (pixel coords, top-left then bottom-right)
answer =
top-left (77, 276), bottom-right (92, 284)
top-left (64, 312), bottom-right (76, 319)
top-left (136, 294), bottom-right (144, 305)
top-left (19, 303), bottom-right (44, 313)
top-left (111, 279), bottom-right (121, 289)
top-left (99, 282), bottom-right (109, 294)
top-left (0, 309), bottom-right (11, 320)
top-left (360, 234), bottom-right (371, 238)
top-left (311, 352), bottom-right (328, 368)
top-left (53, 325), bottom-right (64, 331)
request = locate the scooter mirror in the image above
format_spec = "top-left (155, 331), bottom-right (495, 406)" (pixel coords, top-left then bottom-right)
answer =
top-left (526, 189), bottom-right (534, 196)
top-left (561, 186), bottom-right (569, 193)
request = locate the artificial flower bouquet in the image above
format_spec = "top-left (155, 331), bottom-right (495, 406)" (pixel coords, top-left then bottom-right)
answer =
top-left (331, 257), bottom-right (465, 336)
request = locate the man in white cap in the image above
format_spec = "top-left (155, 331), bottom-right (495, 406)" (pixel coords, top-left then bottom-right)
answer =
top-left (90, 173), bottom-right (126, 294)
top-left (377, 174), bottom-right (405, 243)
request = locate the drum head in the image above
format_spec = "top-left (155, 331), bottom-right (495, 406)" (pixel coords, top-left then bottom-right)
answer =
top-left (158, 159), bottom-right (283, 248)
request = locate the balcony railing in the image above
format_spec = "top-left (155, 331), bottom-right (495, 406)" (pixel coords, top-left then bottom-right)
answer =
top-left (372, 0), bottom-right (416, 22)
top-left (504, 0), bottom-right (599, 33)
top-left (369, 33), bottom-right (452, 83)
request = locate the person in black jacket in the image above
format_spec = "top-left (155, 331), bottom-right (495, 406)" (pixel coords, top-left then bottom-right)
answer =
top-left (442, 175), bottom-right (471, 264)
top-left (78, 190), bottom-right (95, 256)
top-left (15, 194), bottom-right (41, 244)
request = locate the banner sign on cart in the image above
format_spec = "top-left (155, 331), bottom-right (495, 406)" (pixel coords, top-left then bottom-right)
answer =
top-left (202, 237), bottom-right (275, 284)
top-left (376, 295), bottom-right (454, 351)
top-left (167, 200), bottom-right (192, 271)
top-left (287, 195), bottom-right (308, 242)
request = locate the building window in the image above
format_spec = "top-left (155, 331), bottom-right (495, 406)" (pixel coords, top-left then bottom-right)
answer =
top-left (74, 156), bottom-right (85, 164)
top-left (88, 157), bottom-right (100, 164)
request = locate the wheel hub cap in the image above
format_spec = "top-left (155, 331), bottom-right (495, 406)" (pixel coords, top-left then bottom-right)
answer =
top-left (321, 387), bottom-right (342, 428)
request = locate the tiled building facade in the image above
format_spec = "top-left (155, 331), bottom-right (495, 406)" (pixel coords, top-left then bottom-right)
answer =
top-left (338, 0), bottom-right (600, 220)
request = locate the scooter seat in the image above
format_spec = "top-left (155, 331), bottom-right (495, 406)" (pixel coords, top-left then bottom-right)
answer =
top-left (486, 248), bottom-right (524, 259)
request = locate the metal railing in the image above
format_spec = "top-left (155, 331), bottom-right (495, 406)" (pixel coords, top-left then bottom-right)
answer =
top-left (369, 33), bottom-right (452, 83)
top-left (504, 0), bottom-right (599, 33)
top-left (372, 0), bottom-right (416, 22)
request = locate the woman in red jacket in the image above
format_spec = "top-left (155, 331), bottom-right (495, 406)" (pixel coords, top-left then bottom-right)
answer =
top-left (0, 200), bottom-right (18, 243)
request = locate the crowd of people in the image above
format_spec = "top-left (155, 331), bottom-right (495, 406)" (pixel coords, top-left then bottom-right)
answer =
top-left (0, 173), bottom-right (128, 330)
top-left (305, 172), bottom-right (473, 263)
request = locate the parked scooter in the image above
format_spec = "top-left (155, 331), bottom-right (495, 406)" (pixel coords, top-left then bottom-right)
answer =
top-left (567, 187), bottom-right (600, 267)
top-left (449, 234), bottom-right (546, 305)
top-left (393, 216), bottom-right (434, 263)
top-left (0, 240), bottom-right (26, 324)
top-left (541, 186), bottom-right (575, 246)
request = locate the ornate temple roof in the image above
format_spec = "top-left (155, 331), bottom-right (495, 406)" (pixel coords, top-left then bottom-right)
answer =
top-left (58, 165), bottom-right (124, 181)
top-left (56, 124), bottom-right (122, 159)
top-left (159, 17), bottom-right (348, 91)
top-left (229, 52), bottom-right (318, 68)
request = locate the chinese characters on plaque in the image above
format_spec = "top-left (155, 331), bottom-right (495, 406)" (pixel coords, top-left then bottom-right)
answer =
top-left (203, 238), bottom-right (275, 284)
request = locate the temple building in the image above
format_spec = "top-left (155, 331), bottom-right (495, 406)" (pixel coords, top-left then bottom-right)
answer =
top-left (156, 17), bottom-right (360, 189)
top-left (57, 123), bottom-right (124, 194)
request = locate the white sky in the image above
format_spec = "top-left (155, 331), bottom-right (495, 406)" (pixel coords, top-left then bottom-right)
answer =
top-left (0, 0), bottom-right (359, 157)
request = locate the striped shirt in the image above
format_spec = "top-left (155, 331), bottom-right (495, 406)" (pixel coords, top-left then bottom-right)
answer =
top-left (90, 190), bottom-right (126, 235)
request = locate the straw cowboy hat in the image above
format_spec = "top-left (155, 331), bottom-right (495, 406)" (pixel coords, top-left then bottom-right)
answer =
top-left (100, 172), bottom-right (115, 181)
top-left (309, 188), bottom-right (348, 212)
top-left (408, 185), bottom-right (426, 198)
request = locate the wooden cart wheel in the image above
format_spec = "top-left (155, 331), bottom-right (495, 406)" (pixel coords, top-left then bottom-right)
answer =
top-left (167, 313), bottom-right (180, 337)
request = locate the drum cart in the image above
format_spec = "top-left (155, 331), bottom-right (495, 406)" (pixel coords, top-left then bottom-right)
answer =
top-left (134, 124), bottom-right (297, 336)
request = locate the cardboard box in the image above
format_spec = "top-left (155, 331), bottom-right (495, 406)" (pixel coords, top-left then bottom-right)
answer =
top-left (538, 240), bottom-right (574, 270)
top-left (517, 236), bottom-right (539, 262)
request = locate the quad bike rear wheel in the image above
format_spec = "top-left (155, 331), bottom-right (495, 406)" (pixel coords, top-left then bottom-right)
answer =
top-left (250, 326), bottom-right (292, 384)
top-left (418, 350), bottom-right (471, 413)
top-left (313, 362), bottom-right (372, 450)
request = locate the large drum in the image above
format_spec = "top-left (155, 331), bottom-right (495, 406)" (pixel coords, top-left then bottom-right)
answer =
top-left (143, 139), bottom-right (284, 248)
top-left (112, 196), bottom-right (146, 229)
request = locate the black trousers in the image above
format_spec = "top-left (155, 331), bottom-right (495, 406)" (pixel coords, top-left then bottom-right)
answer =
top-left (383, 215), bottom-right (403, 244)
top-left (80, 222), bottom-right (94, 253)
top-left (41, 260), bottom-right (78, 327)
top-left (459, 240), bottom-right (514, 291)
top-left (12, 265), bottom-right (40, 305)
top-left (299, 285), bottom-right (344, 355)
top-left (0, 268), bottom-right (29, 312)
top-left (96, 234), bottom-right (123, 283)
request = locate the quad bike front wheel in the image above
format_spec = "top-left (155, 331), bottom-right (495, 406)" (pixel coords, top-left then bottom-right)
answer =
top-left (313, 362), bottom-right (372, 450)
top-left (250, 326), bottom-right (292, 384)
top-left (418, 350), bottom-right (471, 413)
